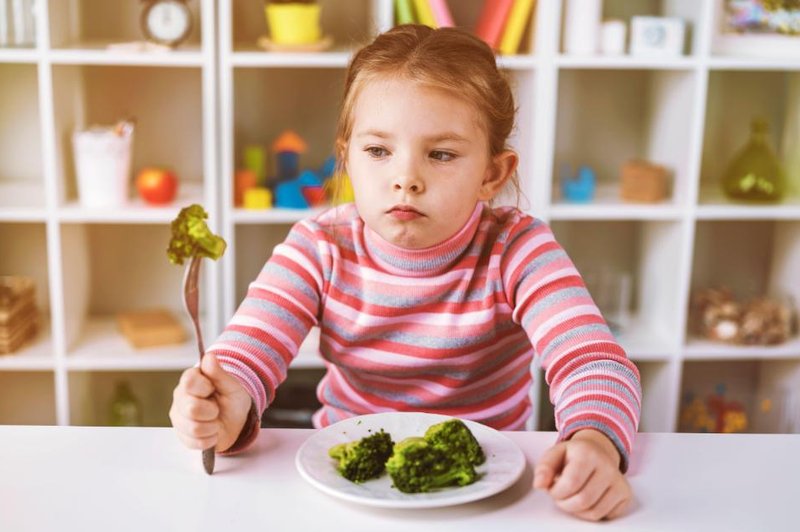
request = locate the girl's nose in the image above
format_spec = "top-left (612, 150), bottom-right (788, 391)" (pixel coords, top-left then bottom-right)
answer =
top-left (392, 164), bottom-right (425, 194)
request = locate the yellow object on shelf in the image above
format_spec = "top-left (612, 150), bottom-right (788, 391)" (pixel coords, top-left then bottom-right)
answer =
top-left (721, 118), bottom-right (785, 203)
top-left (244, 187), bottom-right (273, 209)
top-left (265, 3), bottom-right (322, 46)
top-left (116, 308), bottom-right (186, 349)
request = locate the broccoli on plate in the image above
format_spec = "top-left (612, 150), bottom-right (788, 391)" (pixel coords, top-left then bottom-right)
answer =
top-left (329, 429), bottom-right (395, 483)
top-left (385, 436), bottom-right (478, 493)
top-left (424, 418), bottom-right (486, 466)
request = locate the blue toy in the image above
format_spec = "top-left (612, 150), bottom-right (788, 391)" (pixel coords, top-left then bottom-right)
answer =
top-left (561, 164), bottom-right (596, 203)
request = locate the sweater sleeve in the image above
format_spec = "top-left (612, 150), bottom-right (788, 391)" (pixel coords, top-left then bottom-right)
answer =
top-left (501, 215), bottom-right (642, 471)
top-left (207, 219), bottom-right (328, 453)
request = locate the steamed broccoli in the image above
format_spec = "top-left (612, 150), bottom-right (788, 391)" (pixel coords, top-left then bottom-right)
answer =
top-left (328, 430), bottom-right (394, 483)
top-left (424, 418), bottom-right (486, 466)
top-left (166, 204), bottom-right (226, 265)
top-left (385, 436), bottom-right (478, 493)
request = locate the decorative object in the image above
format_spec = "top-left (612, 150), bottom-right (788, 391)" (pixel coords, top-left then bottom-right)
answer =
top-left (1, 0), bottom-right (36, 47)
top-left (116, 308), bottom-right (186, 348)
top-left (560, 164), bottom-right (596, 203)
top-left (629, 16), bottom-right (685, 56)
top-left (690, 287), bottom-right (798, 345)
top-left (782, 74), bottom-right (800, 196)
top-left (243, 144), bottom-right (268, 187)
top-left (721, 117), bottom-right (785, 203)
top-left (244, 186), bottom-right (273, 209)
top-left (109, 381), bottom-right (143, 427)
top-left (600, 19), bottom-right (626, 55)
top-left (275, 169), bottom-right (323, 209)
top-left (620, 159), bottom-right (669, 203)
top-left (264, 0), bottom-right (326, 48)
top-left (680, 384), bottom-right (749, 433)
top-left (140, 0), bottom-right (193, 48)
top-left (273, 130), bottom-right (307, 183)
top-left (234, 169), bottom-right (258, 207)
top-left (563, 0), bottom-right (602, 54)
top-left (72, 119), bottom-right (135, 208)
top-left (712, 0), bottom-right (800, 57)
top-left (0, 276), bottom-right (38, 355)
top-left (135, 167), bottom-right (178, 205)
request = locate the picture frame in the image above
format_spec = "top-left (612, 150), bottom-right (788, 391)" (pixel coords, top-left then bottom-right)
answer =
top-left (629, 16), bottom-right (686, 56)
top-left (712, 0), bottom-right (800, 57)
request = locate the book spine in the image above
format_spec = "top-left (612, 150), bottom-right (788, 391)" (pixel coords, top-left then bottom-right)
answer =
top-left (428, 0), bottom-right (454, 28)
top-left (412, 0), bottom-right (437, 28)
top-left (395, 0), bottom-right (415, 25)
top-left (499, 0), bottom-right (536, 55)
top-left (475, 0), bottom-right (515, 49)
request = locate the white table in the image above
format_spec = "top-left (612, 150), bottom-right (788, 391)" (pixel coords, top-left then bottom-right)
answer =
top-left (0, 426), bottom-right (797, 531)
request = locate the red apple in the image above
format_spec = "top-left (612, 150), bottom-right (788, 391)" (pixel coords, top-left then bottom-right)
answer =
top-left (136, 167), bottom-right (178, 205)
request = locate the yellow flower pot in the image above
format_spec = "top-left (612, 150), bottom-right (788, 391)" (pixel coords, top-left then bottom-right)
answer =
top-left (265, 4), bottom-right (322, 45)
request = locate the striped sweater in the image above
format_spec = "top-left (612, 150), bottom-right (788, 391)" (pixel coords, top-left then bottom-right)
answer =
top-left (211, 202), bottom-right (642, 469)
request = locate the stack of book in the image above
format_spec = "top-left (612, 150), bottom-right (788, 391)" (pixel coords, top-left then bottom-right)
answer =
top-left (0, 276), bottom-right (39, 355)
top-left (395, 0), bottom-right (537, 55)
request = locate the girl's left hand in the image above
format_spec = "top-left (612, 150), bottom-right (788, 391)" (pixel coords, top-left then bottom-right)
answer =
top-left (533, 429), bottom-right (632, 521)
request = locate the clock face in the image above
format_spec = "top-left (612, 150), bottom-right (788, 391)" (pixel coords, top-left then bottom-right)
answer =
top-left (145, 1), bottom-right (191, 44)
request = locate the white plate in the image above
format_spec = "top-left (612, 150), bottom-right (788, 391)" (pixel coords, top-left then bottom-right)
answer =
top-left (295, 412), bottom-right (526, 509)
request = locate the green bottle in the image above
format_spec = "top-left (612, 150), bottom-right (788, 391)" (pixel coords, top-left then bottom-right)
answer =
top-left (109, 381), bottom-right (143, 427)
top-left (721, 118), bottom-right (785, 203)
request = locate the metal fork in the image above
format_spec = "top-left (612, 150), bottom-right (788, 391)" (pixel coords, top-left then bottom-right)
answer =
top-left (182, 255), bottom-right (215, 475)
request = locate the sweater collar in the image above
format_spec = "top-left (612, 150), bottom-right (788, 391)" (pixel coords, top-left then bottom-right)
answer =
top-left (362, 202), bottom-right (483, 276)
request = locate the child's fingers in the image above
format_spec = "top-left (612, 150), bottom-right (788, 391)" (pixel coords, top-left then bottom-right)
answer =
top-left (575, 486), bottom-right (628, 522)
top-left (179, 367), bottom-right (215, 398)
top-left (533, 443), bottom-right (566, 490)
top-left (180, 396), bottom-right (220, 422)
top-left (548, 455), bottom-right (594, 500)
top-left (554, 470), bottom-right (607, 513)
top-left (173, 417), bottom-right (220, 449)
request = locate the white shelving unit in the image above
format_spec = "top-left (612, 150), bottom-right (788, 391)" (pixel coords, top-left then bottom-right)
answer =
top-left (2, 0), bottom-right (799, 434)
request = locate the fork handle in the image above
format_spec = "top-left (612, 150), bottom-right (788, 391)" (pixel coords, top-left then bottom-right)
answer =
top-left (203, 448), bottom-right (215, 475)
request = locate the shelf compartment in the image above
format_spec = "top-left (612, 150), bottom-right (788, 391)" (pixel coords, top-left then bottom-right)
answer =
top-left (50, 65), bottom-right (206, 209)
top-left (699, 70), bottom-right (800, 208)
top-left (560, 0), bottom-right (704, 57)
top-left (67, 370), bottom-right (181, 426)
top-left (229, 0), bottom-right (375, 56)
top-left (48, 0), bottom-right (207, 52)
top-left (0, 371), bottom-right (57, 424)
top-left (264, 367), bottom-right (325, 429)
top-left (0, 64), bottom-right (44, 214)
top-left (553, 68), bottom-right (697, 210)
top-left (678, 359), bottom-right (800, 434)
top-left (59, 223), bottom-right (213, 357)
top-left (688, 220), bottom-right (800, 351)
top-left (550, 220), bottom-right (685, 357)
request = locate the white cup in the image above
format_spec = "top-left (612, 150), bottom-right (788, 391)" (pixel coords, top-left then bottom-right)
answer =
top-left (564, 0), bottom-right (603, 55)
top-left (73, 124), bottom-right (134, 208)
top-left (601, 19), bottom-right (626, 55)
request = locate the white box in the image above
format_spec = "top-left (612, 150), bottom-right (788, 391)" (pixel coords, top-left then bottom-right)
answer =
top-left (630, 16), bottom-right (685, 57)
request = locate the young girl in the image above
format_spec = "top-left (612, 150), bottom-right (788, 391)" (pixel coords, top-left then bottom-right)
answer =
top-left (170, 24), bottom-right (641, 522)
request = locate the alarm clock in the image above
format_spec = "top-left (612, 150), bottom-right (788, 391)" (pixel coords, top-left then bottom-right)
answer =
top-left (140, 0), bottom-right (193, 48)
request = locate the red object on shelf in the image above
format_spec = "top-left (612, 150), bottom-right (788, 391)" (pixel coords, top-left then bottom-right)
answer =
top-left (475, 0), bottom-right (515, 49)
top-left (302, 186), bottom-right (327, 207)
top-left (235, 169), bottom-right (258, 207)
top-left (135, 167), bottom-right (178, 205)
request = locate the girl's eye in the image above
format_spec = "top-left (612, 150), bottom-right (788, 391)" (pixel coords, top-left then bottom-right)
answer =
top-left (365, 146), bottom-right (389, 158)
top-left (430, 150), bottom-right (456, 162)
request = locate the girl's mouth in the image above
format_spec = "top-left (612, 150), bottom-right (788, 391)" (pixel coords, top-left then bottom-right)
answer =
top-left (388, 205), bottom-right (424, 221)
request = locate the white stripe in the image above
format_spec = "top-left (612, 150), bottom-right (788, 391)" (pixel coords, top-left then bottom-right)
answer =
top-left (557, 405), bottom-right (633, 450)
top-left (273, 243), bottom-right (323, 288)
top-left (247, 283), bottom-right (318, 324)
top-left (324, 297), bottom-right (499, 328)
top-left (328, 366), bottom-right (394, 413)
top-left (502, 231), bottom-right (555, 286)
top-left (208, 342), bottom-right (281, 401)
top-left (226, 314), bottom-right (302, 355)
top-left (531, 304), bottom-right (602, 345)
top-left (557, 364), bottom-right (643, 405)
top-left (339, 257), bottom-right (474, 287)
top-left (557, 388), bottom-right (639, 429)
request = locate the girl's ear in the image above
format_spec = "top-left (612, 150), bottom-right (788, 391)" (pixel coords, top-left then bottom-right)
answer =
top-left (478, 150), bottom-right (518, 201)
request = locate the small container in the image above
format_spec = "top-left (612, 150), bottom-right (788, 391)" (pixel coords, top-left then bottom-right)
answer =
top-left (109, 381), bottom-right (143, 427)
top-left (265, 3), bottom-right (321, 46)
top-left (563, 0), bottom-right (602, 55)
top-left (72, 121), bottom-right (134, 208)
top-left (600, 19), bottom-right (626, 55)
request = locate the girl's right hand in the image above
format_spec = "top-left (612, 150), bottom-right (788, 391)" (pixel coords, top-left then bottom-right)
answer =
top-left (169, 353), bottom-right (252, 453)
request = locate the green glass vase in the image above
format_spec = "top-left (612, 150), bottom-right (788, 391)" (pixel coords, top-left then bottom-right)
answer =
top-left (721, 118), bottom-right (785, 203)
top-left (109, 381), bottom-right (143, 427)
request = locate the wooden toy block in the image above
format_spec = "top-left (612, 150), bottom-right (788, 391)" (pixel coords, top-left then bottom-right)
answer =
top-left (116, 308), bottom-right (186, 349)
top-left (620, 159), bottom-right (669, 203)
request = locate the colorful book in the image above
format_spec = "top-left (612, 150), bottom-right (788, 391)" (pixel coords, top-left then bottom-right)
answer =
top-left (395, 0), bottom-right (415, 25)
top-left (475, 0), bottom-right (515, 50)
top-left (499, 0), bottom-right (536, 55)
top-left (429, 0), bottom-right (455, 28)
top-left (413, 0), bottom-right (437, 28)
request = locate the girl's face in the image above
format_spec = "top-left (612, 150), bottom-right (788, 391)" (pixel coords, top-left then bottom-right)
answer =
top-left (345, 77), bottom-right (516, 249)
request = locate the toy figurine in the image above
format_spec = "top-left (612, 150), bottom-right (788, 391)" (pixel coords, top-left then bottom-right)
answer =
top-left (560, 164), bottom-right (596, 203)
top-left (272, 130), bottom-right (307, 183)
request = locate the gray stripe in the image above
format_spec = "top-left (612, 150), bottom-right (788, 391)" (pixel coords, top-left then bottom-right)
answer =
top-left (330, 276), bottom-right (504, 306)
top-left (539, 323), bottom-right (613, 360)
top-left (560, 419), bottom-right (630, 470)
top-left (215, 330), bottom-right (288, 376)
top-left (241, 296), bottom-right (307, 336)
